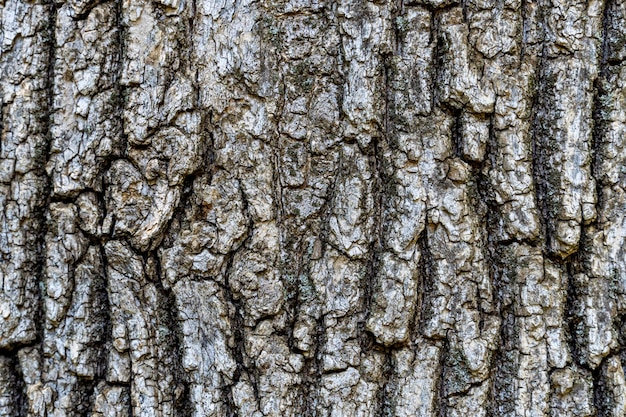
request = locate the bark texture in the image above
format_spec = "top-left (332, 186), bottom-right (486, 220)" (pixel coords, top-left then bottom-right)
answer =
top-left (1, 0), bottom-right (626, 415)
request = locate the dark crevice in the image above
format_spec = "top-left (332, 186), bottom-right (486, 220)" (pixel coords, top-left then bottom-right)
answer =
top-left (360, 68), bottom-right (388, 354)
top-left (450, 109), bottom-right (464, 160)
top-left (529, 43), bottom-right (551, 256)
top-left (435, 336), bottom-right (449, 417)
top-left (408, 233), bottom-right (428, 345)
top-left (221, 233), bottom-right (259, 414)
top-left (487, 218), bottom-right (522, 417)
top-left (149, 252), bottom-right (191, 417)
top-left (520, 0), bottom-right (529, 62)
top-left (564, 259), bottom-right (584, 368)
top-left (367, 50), bottom-right (394, 417)
top-left (10, 353), bottom-right (28, 417)
top-left (474, 113), bottom-right (501, 415)
top-left (486, 310), bottom-right (516, 417)
top-left (97, 241), bottom-right (113, 379)
top-left (416, 221), bottom-right (437, 342)
top-left (115, 0), bottom-right (129, 160)
top-left (375, 352), bottom-right (393, 417)
top-left (588, 0), bottom-right (611, 229)
top-left (418, 223), bottom-right (448, 417)
top-left (34, 0), bottom-right (59, 356)
top-left (593, 354), bottom-right (613, 417)
top-left (391, 0), bottom-right (403, 55)
top-left (78, 377), bottom-right (101, 417)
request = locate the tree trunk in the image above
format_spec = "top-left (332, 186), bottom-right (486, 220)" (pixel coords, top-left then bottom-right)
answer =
top-left (1, 0), bottom-right (626, 415)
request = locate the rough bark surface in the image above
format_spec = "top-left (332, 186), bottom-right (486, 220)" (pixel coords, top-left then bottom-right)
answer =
top-left (1, 0), bottom-right (626, 415)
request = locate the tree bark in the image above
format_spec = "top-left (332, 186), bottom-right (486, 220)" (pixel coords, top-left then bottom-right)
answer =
top-left (1, 0), bottom-right (626, 415)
